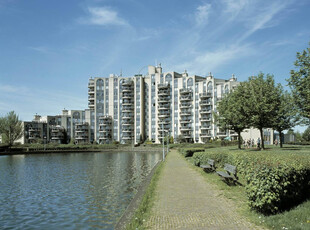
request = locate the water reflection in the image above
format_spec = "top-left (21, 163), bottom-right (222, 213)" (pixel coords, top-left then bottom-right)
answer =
top-left (0, 152), bottom-right (161, 229)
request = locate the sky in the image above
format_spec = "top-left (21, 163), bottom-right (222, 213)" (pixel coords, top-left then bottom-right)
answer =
top-left (0, 0), bottom-right (309, 132)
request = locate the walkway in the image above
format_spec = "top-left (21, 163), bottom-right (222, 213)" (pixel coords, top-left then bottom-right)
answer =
top-left (144, 150), bottom-right (263, 230)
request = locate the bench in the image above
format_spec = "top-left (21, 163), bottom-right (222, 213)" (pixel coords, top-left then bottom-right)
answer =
top-left (216, 163), bottom-right (238, 184)
top-left (200, 159), bottom-right (216, 172)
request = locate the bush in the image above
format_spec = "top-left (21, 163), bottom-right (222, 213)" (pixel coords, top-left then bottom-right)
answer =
top-left (193, 151), bottom-right (231, 167)
top-left (180, 148), bottom-right (205, 157)
top-left (192, 148), bottom-right (310, 214)
top-left (245, 161), bottom-right (310, 214)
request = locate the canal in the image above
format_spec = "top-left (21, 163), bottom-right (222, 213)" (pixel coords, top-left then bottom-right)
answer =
top-left (0, 151), bottom-right (161, 229)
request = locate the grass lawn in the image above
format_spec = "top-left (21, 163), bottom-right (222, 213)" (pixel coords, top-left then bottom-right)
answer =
top-left (185, 144), bottom-right (310, 230)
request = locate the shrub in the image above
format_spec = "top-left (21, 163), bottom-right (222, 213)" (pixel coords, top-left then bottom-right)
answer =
top-left (192, 148), bottom-right (310, 214)
top-left (192, 151), bottom-right (231, 167)
top-left (180, 148), bottom-right (205, 157)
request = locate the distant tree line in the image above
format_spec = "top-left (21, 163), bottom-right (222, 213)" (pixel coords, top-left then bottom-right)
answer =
top-left (217, 42), bottom-right (310, 149)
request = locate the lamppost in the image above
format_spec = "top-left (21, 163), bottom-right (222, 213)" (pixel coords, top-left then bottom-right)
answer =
top-left (44, 136), bottom-right (47, 151)
top-left (166, 130), bottom-right (169, 154)
top-left (162, 123), bottom-right (165, 161)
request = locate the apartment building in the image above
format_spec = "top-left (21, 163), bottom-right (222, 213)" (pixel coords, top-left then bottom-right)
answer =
top-left (88, 65), bottom-right (239, 144)
top-left (20, 110), bottom-right (92, 144)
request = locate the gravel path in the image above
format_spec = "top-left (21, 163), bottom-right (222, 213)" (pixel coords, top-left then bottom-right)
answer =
top-left (144, 149), bottom-right (264, 230)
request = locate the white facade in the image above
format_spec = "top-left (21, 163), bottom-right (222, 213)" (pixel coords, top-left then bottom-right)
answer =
top-left (88, 65), bottom-right (239, 144)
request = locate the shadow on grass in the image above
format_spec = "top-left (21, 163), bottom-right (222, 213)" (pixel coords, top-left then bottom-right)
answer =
top-left (281, 147), bottom-right (302, 151)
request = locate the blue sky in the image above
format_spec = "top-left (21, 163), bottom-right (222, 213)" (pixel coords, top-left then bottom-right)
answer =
top-left (0, 0), bottom-right (309, 132)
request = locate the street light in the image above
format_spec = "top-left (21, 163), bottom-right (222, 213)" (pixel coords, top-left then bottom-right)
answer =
top-left (166, 130), bottom-right (169, 154)
top-left (162, 123), bottom-right (165, 161)
top-left (44, 136), bottom-right (47, 151)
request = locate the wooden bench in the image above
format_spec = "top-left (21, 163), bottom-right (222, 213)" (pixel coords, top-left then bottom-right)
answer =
top-left (216, 163), bottom-right (238, 184)
top-left (200, 159), bottom-right (216, 172)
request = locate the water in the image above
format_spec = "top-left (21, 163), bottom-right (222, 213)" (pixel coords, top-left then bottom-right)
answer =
top-left (0, 151), bottom-right (161, 229)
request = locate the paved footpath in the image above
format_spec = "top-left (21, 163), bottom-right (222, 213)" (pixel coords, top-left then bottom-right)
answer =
top-left (144, 150), bottom-right (264, 230)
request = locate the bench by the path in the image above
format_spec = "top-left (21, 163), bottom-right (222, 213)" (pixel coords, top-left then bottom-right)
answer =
top-left (216, 163), bottom-right (238, 185)
top-left (200, 159), bottom-right (216, 172)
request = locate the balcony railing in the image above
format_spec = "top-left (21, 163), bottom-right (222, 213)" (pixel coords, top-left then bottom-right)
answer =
top-left (199, 92), bottom-right (212, 98)
top-left (199, 109), bottom-right (212, 114)
top-left (180, 88), bottom-right (192, 94)
top-left (180, 97), bottom-right (191, 101)
top-left (158, 83), bottom-right (169, 89)
top-left (180, 126), bottom-right (192, 131)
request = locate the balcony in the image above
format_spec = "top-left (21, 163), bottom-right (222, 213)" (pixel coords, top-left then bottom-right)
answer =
top-left (158, 90), bottom-right (169, 96)
top-left (122, 80), bottom-right (133, 86)
top-left (199, 101), bottom-right (211, 106)
top-left (158, 105), bottom-right (170, 110)
top-left (200, 133), bottom-right (211, 138)
top-left (158, 98), bottom-right (170, 103)
top-left (122, 136), bottom-right (133, 140)
top-left (200, 109), bottom-right (211, 114)
top-left (180, 88), bottom-right (192, 94)
top-left (200, 126), bottom-right (211, 130)
top-left (122, 113), bottom-right (134, 118)
top-left (180, 119), bottom-right (192, 123)
top-left (180, 104), bottom-right (192, 109)
top-left (180, 97), bottom-right (191, 101)
top-left (99, 128), bottom-right (111, 132)
top-left (180, 110), bottom-right (191, 116)
top-left (122, 107), bottom-right (134, 112)
top-left (199, 92), bottom-right (212, 98)
top-left (180, 126), bottom-right (192, 131)
top-left (183, 134), bottom-right (192, 139)
top-left (158, 113), bottom-right (170, 118)
top-left (158, 83), bottom-right (169, 89)
top-left (122, 94), bottom-right (133, 99)
top-left (158, 120), bottom-right (170, 125)
top-left (200, 117), bottom-right (211, 121)
top-left (122, 129), bottom-right (133, 132)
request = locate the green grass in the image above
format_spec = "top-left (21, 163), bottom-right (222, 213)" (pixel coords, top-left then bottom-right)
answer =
top-left (126, 160), bottom-right (165, 230)
top-left (183, 145), bottom-right (310, 230)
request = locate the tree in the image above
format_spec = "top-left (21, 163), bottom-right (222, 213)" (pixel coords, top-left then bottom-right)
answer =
top-left (302, 126), bottom-right (310, 142)
top-left (272, 90), bottom-right (297, 148)
top-left (242, 73), bottom-right (282, 149)
top-left (0, 111), bottom-right (23, 147)
top-left (288, 42), bottom-right (310, 124)
top-left (216, 84), bottom-right (249, 149)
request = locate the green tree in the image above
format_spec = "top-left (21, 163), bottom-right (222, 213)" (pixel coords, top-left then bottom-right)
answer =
top-left (242, 73), bottom-right (282, 149)
top-left (272, 90), bottom-right (297, 148)
top-left (0, 111), bottom-right (23, 147)
top-left (302, 126), bottom-right (310, 142)
top-left (288, 42), bottom-right (310, 124)
top-left (216, 84), bottom-right (249, 149)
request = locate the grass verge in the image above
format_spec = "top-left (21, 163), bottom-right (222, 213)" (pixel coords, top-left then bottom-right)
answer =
top-left (183, 146), bottom-right (310, 230)
top-left (125, 159), bottom-right (165, 230)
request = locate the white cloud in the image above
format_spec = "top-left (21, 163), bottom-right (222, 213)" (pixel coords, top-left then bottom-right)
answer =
top-left (174, 44), bottom-right (254, 75)
top-left (195, 3), bottom-right (211, 26)
top-left (222, 0), bottom-right (249, 18)
top-left (80, 7), bottom-right (129, 26)
top-left (0, 85), bottom-right (29, 93)
top-left (28, 46), bottom-right (52, 54)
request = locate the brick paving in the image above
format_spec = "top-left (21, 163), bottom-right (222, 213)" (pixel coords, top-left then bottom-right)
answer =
top-left (144, 150), bottom-right (264, 230)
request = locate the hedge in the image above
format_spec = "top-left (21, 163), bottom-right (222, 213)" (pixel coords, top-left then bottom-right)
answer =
top-left (180, 148), bottom-right (205, 157)
top-left (192, 150), bottom-right (310, 214)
